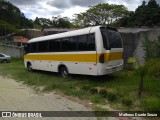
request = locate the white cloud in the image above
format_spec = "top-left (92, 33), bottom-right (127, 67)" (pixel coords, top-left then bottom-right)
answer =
top-left (60, 6), bottom-right (88, 18)
top-left (5, 0), bottom-right (147, 20)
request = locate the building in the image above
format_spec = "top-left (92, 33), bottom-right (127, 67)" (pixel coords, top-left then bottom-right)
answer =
top-left (13, 36), bottom-right (29, 47)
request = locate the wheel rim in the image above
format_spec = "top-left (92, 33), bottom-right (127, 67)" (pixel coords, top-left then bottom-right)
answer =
top-left (61, 67), bottom-right (68, 77)
top-left (27, 64), bottom-right (32, 71)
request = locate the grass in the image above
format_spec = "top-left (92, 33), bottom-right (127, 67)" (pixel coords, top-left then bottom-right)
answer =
top-left (0, 58), bottom-right (159, 111)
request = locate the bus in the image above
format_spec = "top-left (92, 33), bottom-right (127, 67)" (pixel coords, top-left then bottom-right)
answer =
top-left (24, 26), bottom-right (123, 77)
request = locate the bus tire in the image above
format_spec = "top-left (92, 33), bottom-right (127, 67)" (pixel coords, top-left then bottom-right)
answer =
top-left (60, 66), bottom-right (69, 78)
top-left (27, 62), bottom-right (33, 72)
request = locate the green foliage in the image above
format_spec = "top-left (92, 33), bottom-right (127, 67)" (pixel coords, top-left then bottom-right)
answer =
top-left (73, 3), bottom-right (128, 27)
top-left (80, 85), bottom-right (90, 91)
top-left (91, 94), bottom-right (104, 104)
top-left (0, 20), bottom-right (19, 36)
top-left (145, 58), bottom-right (160, 77)
top-left (34, 16), bottom-right (73, 29)
top-left (107, 92), bottom-right (117, 102)
top-left (99, 89), bottom-right (108, 98)
top-left (0, 0), bottom-right (33, 29)
top-left (126, 57), bottom-right (139, 70)
top-left (89, 88), bottom-right (99, 94)
top-left (141, 98), bottom-right (160, 111)
top-left (122, 97), bottom-right (133, 107)
top-left (118, 0), bottom-right (160, 27)
top-left (143, 35), bottom-right (160, 60)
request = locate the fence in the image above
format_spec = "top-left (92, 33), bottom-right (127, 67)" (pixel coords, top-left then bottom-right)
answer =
top-left (0, 44), bottom-right (24, 58)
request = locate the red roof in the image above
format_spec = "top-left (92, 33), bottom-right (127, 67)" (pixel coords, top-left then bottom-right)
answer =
top-left (14, 36), bottom-right (29, 43)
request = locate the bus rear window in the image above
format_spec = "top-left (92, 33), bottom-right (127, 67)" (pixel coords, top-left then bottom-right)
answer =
top-left (101, 28), bottom-right (122, 49)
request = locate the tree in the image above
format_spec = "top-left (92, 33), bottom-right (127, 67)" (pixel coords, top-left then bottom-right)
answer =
top-left (73, 3), bottom-right (128, 27)
top-left (0, 0), bottom-right (34, 29)
top-left (118, 0), bottom-right (160, 27)
top-left (52, 16), bottom-right (72, 28)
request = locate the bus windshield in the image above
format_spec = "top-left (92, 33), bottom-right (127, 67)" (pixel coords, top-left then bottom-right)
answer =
top-left (101, 27), bottom-right (122, 49)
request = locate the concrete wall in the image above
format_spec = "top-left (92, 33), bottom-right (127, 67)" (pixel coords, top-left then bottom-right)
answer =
top-left (0, 45), bottom-right (24, 58)
top-left (119, 28), bottom-right (160, 64)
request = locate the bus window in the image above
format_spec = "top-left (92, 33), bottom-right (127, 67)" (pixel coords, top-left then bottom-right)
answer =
top-left (78, 35), bottom-right (87, 51)
top-left (49, 39), bottom-right (61, 52)
top-left (61, 38), bottom-right (70, 51)
top-left (100, 28), bottom-right (109, 49)
top-left (31, 42), bottom-right (38, 53)
top-left (87, 34), bottom-right (95, 51)
top-left (101, 28), bottom-right (122, 49)
top-left (37, 41), bottom-right (48, 52)
top-left (69, 37), bottom-right (78, 51)
top-left (106, 30), bottom-right (122, 48)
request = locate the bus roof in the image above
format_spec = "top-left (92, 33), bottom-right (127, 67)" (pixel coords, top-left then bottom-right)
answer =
top-left (28, 26), bottom-right (117, 43)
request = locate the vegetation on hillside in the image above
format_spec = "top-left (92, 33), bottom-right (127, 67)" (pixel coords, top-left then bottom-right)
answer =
top-left (0, 0), bottom-right (33, 36)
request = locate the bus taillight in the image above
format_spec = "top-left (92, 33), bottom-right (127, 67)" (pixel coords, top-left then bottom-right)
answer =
top-left (99, 54), bottom-right (105, 63)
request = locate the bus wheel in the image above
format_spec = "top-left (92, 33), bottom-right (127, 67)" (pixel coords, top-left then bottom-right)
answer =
top-left (60, 66), bottom-right (69, 78)
top-left (27, 63), bottom-right (33, 72)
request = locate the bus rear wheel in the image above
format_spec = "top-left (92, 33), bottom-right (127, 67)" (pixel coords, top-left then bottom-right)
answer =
top-left (27, 63), bottom-right (33, 72)
top-left (60, 66), bottom-right (69, 78)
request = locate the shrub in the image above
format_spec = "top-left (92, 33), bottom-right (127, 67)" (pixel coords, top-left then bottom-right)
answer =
top-left (80, 85), bottom-right (90, 91)
top-left (89, 88), bottom-right (99, 94)
top-left (145, 59), bottom-right (160, 78)
top-left (99, 89), bottom-right (108, 98)
top-left (122, 97), bottom-right (133, 107)
top-left (107, 92), bottom-right (117, 102)
top-left (91, 94), bottom-right (104, 104)
top-left (126, 57), bottom-right (139, 70)
top-left (141, 98), bottom-right (160, 111)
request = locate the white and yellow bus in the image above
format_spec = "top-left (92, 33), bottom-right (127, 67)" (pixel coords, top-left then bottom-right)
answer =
top-left (24, 26), bottom-right (123, 77)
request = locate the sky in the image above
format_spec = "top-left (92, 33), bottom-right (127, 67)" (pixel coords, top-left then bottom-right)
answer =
top-left (5, 0), bottom-right (160, 20)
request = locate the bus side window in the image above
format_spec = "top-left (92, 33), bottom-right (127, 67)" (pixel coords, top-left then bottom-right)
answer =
top-left (37, 41), bottom-right (48, 52)
top-left (54, 39), bottom-right (61, 52)
top-left (87, 34), bottom-right (95, 51)
top-left (61, 38), bottom-right (70, 51)
top-left (49, 39), bottom-right (61, 52)
top-left (31, 42), bottom-right (38, 53)
top-left (78, 35), bottom-right (87, 51)
top-left (69, 37), bottom-right (78, 51)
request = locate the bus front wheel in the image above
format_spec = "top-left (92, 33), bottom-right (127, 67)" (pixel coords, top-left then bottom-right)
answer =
top-left (60, 66), bottom-right (69, 78)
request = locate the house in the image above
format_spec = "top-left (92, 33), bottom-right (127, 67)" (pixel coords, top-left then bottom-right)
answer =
top-left (13, 36), bottom-right (29, 47)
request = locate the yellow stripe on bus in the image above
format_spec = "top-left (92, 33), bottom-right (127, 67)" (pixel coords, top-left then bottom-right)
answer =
top-left (24, 52), bottom-right (123, 62)
top-left (104, 52), bottom-right (123, 61)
